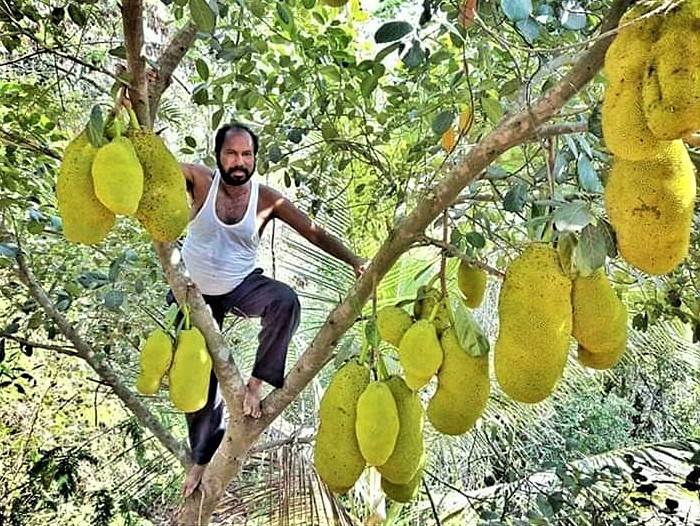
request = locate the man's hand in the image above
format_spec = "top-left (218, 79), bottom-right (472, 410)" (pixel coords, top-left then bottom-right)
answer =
top-left (352, 257), bottom-right (368, 278)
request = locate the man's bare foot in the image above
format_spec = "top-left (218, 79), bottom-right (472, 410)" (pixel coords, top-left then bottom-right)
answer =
top-left (243, 378), bottom-right (263, 418)
top-left (182, 464), bottom-right (206, 498)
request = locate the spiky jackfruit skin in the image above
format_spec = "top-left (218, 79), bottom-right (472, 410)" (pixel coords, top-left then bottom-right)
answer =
top-left (168, 327), bottom-right (212, 413)
top-left (494, 244), bottom-right (572, 404)
top-left (398, 320), bottom-right (443, 390)
top-left (604, 141), bottom-right (696, 274)
top-left (128, 130), bottom-right (189, 241)
top-left (602, 5), bottom-right (670, 160)
top-left (376, 307), bottom-right (413, 348)
top-left (572, 271), bottom-right (627, 359)
top-left (314, 361), bottom-right (369, 493)
top-left (376, 377), bottom-right (424, 485)
top-left (91, 136), bottom-right (144, 215)
top-left (414, 287), bottom-right (451, 334)
top-left (56, 132), bottom-right (115, 244)
top-left (427, 329), bottom-right (489, 435)
top-left (643, 3), bottom-right (700, 140)
top-left (355, 381), bottom-right (400, 466)
top-left (457, 262), bottom-right (487, 308)
top-left (578, 345), bottom-right (625, 370)
top-left (381, 463), bottom-right (423, 503)
top-left (136, 329), bottom-right (173, 395)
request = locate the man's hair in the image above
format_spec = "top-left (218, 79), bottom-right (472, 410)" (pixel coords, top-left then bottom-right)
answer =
top-left (214, 122), bottom-right (259, 158)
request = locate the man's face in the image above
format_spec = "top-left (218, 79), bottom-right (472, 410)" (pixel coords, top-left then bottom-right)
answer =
top-left (217, 130), bottom-right (256, 186)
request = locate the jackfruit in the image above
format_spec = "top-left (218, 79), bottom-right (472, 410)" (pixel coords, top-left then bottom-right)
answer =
top-left (91, 136), bottom-right (144, 215)
top-left (355, 381), bottom-right (400, 466)
top-left (457, 261), bottom-right (487, 308)
top-left (376, 306), bottom-right (413, 348)
top-left (376, 376), bottom-right (424, 485)
top-left (168, 327), bottom-right (212, 413)
top-left (56, 131), bottom-right (115, 244)
top-left (314, 360), bottom-right (369, 493)
top-left (136, 328), bottom-right (174, 395)
top-left (381, 460), bottom-right (423, 503)
top-left (427, 328), bottom-right (489, 435)
top-left (414, 286), bottom-right (451, 334)
top-left (398, 320), bottom-right (443, 390)
top-left (643, 3), bottom-right (700, 139)
top-left (572, 270), bottom-right (627, 362)
top-left (494, 244), bottom-right (572, 404)
top-left (604, 140), bottom-right (696, 274)
top-left (127, 129), bottom-right (189, 241)
top-left (578, 345), bottom-right (625, 370)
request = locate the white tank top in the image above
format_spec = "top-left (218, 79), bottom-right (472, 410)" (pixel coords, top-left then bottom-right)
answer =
top-left (182, 170), bottom-right (259, 295)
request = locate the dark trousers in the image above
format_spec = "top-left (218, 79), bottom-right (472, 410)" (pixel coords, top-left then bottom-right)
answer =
top-left (167, 268), bottom-right (301, 464)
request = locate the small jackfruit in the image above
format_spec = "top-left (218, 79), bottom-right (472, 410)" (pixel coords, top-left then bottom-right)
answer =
top-left (314, 361), bottom-right (369, 493)
top-left (578, 344), bottom-right (625, 370)
top-left (494, 244), bottom-right (572, 404)
top-left (604, 140), bottom-right (696, 274)
top-left (381, 461), bottom-right (423, 503)
top-left (355, 381), bottom-right (400, 466)
top-left (572, 271), bottom-right (627, 363)
top-left (168, 327), bottom-right (212, 413)
top-left (457, 261), bottom-right (487, 308)
top-left (91, 136), bottom-right (144, 215)
top-left (427, 328), bottom-right (489, 435)
top-left (56, 131), bottom-right (115, 244)
top-left (136, 328), bottom-right (174, 395)
top-left (398, 320), bottom-right (443, 390)
top-left (376, 306), bottom-right (413, 348)
top-left (127, 129), bottom-right (190, 241)
top-left (414, 286), bottom-right (451, 334)
top-left (376, 377), bottom-right (424, 485)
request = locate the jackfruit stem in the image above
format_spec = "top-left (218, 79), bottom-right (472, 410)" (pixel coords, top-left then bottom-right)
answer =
top-left (376, 354), bottom-right (389, 381)
top-left (164, 303), bottom-right (180, 332)
top-left (182, 304), bottom-right (191, 331)
top-left (127, 108), bottom-right (141, 131)
top-left (427, 301), bottom-right (440, 323)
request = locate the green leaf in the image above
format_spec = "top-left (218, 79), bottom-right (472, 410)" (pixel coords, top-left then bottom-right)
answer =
top-left (192, 83), bottom-right (208, 105)
top-left (185, 136), bottom-right (197, 148)
top-left (450, 295), bottom-right (489, 357)
top-left (87, 105), bottom-right (104, 147)
top-left (195, 58), bottom-right (209, 81)
top-left (361, 75), bottom-right (378, 97)
top-left (189, 0), bottom-right (216, 33)
top-left (375, 42), bottom-right (401, 62)
top-left (501, 0), bottom-right (532, 21)
top-left (574, 223), bottom-right (607, 276)
top-left (553, 201), bottom-right (594, 232)
top-left (561, 1), bottom-right (587, 30)
top-left (431, 110), bottom-right (454, 135)
top-left (516, 17), bottom-right (539, 43)
top-left (211, 108), bottom-right (224, 129)
top-left (577, 154), bottom-right (603, 192)
top-left (481, 96), bottom-right (503, 124)
top-left (0, 243), bottom-right (19, 259)
top-left (321, 122), bottom-right (338, 140)
top-left (67, 4), bottom-right (87, 26)
top-left (557, 232), bottom-right (577, 277)
top-left (503, 181), bottom-right (528, 213)
top-left (276, 2), bottom-right (294, 28)
top-left (103, 290), bottom-right (124, 311)
top-left (108, 45), bottom-right (127, 59)
top-left (268, 144), bottom-right (283, 163)
top-left (402, 40), bottom-right (424, 69)
top-left (465, 231), bottom-right (486, 249)
top-left (374, 21), bottom-right (413, 44)
top-left (365, 318), bottom-right (380, 348)
top-left (287, 128), bottom-right (303, 144)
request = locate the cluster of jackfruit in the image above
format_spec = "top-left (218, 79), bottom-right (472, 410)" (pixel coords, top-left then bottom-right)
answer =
top-left (602, 2), bottom-right (698, 274)
top-left (56, 118), bottom-right (189, 245)
top-left (314, 365), bottom-right (425, 503)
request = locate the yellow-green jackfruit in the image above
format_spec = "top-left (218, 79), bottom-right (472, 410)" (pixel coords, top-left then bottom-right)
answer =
top-left (376, 377), bottom-right (424, 485)
top-left (457, 261), bottom-right (487, 308)
top-left (381, 460), bottom-right (423, 503)
top-left (572, 270), bottom-right (627, 364)
top-left (91, 136), bottom-right (144, 215)
top-left (168, 327), bottom-right (212, 413)
top-left (127, 129), bottom-right (189, 241)
top-left (314, 361), bottom-right (369, 493)
top-left (398, 320), bottom-right (443, 390)
top-left (427, 328), bottom-right (490, 435)
top-left (377, 306), bottom-right (413, 348)
top-left (578, 345), bottom-right (625, 370)
top-left (56, 132), bottom-right (115, 244)
top-left (604, 140), bottom-right (696, 274)
top-left (494, 244), bottom-right (572, 404)
top-left (414, 286), bottom-right (451, 333)
top-left (136, 328), bottom-right (173, 395)
top-left (355, 380), bottom-right (400, 466)
top-left (643, 3), bottom-right (700, 139)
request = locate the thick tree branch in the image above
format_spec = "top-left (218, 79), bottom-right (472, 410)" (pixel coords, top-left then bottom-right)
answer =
top-left (12, 249), bottom-right (189, 466)
top-left (0, 128), bottom-right (61, 160)
top-left (121, 0), bottom-right (150, 126)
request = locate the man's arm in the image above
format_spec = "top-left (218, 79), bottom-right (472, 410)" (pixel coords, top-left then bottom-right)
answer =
top-left (267, 187), bottom-right (366, 276)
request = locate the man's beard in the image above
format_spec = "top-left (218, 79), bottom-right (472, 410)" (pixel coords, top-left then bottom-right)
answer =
top-left (218, 161), bottom-right (255, 186)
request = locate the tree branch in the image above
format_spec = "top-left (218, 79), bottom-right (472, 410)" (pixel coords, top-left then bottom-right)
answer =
top-left (419, 236), bottom-right (505, 279)
top-left (0, 333), bottom-right (80, 357)
top-left (121, 0), bottom-right (150, 126)
top-left (0, 128), bottom-right (61, 160)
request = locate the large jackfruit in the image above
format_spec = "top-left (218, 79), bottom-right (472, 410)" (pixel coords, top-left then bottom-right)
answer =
top-left (604, 141), bottom-right (696, 274)
top-left (414, 286), bottom-right (451, 334)
top-left (128, 129), bottom-right (189, 242)
top-left (427, 328), bottom-right (490, 435)
top-left (494, 244), bottom-right (572, 404)
top-left (168, 327), bottom-right (212, 413)
top-left (578, 345), bottom-right (625, 370)
top-left (376, 306), bottom-right (413, 348)
top-left (381, 460), bottom-right (423, 503)
top-left (457, 261), bottom-right (487, 308)
top-left (91, 136), bottom-right (144, 215)
top-left (572, 271), bottom-right (627, 365)
top-left (643, 3), bottom-right (700, 139)
top-left (136, 328), bottom-right (173, 395)
top-left (56, 132), bottom-right (115, 244)
top-left (355, 380), bottom-right (400, 466)
top-left (314, 361), bottom-right (369, 493)
top-left (376, 377), bottom-right (424, 485)
top-left (398, 320), bottom-right (443, 390)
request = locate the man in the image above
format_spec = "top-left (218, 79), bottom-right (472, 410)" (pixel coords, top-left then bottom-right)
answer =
top-left (175, 123), bottom-right (366, 497)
